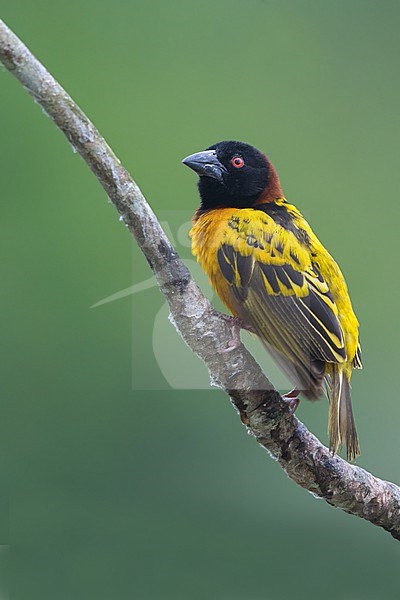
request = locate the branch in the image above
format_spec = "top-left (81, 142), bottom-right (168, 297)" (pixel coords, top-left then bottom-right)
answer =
top-left (1, 18), bottom-right (399, 540)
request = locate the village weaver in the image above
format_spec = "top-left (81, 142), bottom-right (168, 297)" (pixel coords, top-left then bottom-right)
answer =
top-left (182, 140), bottom-right (362, 460)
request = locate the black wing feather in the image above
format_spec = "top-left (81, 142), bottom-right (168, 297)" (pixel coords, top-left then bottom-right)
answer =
top-left (217, 245), bottom-right (347, 398)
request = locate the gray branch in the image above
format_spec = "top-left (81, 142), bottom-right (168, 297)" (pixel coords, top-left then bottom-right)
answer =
top-left (1, 18), bottom-right (399, 540)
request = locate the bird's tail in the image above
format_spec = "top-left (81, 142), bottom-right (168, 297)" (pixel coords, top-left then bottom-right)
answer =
top-left (327, 365), bottom-right (360, 461)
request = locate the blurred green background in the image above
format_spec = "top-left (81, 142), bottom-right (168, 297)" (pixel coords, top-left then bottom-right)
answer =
top-left (1, 0), bottom-right (400, 598)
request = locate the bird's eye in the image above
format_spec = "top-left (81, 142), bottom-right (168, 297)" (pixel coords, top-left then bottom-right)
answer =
top-left (231, 156), bottom-right (245, 169)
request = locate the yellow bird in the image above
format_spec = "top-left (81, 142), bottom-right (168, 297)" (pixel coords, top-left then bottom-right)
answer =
top-left (183, 140), bottom-right (362, 460)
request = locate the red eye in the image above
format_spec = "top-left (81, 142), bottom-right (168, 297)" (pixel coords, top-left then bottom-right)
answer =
top-left (231, 156), bottom-right (245, 169)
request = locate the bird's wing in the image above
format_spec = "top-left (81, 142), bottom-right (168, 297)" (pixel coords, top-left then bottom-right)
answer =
top-left (353, 342), bottom-right (363, 369)
top-left (217, 213), bottom-right (347, 394)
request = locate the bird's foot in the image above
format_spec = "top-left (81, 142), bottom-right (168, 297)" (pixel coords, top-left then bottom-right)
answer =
top-left (220, 315), bottom-right (256, 353)
top-left (221, 315), bottom-right (256, 334)
top-left (282, 388), bottom-right (300, 414)
top-left (220, 323), bottom-right (241, 353)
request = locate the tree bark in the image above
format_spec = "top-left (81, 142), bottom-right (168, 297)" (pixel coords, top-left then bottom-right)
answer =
top-left (1, 19), bottom-right (399, 540)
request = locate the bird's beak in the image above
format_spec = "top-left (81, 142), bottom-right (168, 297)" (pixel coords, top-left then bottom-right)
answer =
top-left (182, 150), bottom-right (227, 183)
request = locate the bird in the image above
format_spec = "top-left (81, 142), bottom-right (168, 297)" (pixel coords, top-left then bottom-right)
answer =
top-left (182, 140), bottom-right (362, 460)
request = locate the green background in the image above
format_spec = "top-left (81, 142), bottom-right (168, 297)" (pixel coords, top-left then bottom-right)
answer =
top-left (1, 1), bottom-right (400, 598)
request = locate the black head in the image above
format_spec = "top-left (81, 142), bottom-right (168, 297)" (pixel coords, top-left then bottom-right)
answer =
top-left (182, 141), bottom-right (276, 210)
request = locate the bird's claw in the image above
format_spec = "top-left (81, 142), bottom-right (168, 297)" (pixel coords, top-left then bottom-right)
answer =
top-left (220, 314), bottom-right (257, 353)
top-left (221, 314), bottom-right (255, 354)
top-left (282, 389), bottom-right (300, 414)
top-left (221, 314), bottom-right (256, 334)
top-left (220, 324), bottom-right (241, 353)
